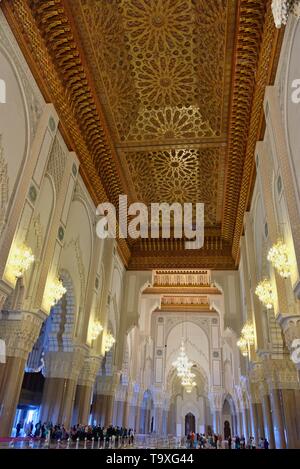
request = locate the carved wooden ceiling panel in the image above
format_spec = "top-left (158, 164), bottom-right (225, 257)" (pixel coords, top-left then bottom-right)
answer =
top-left (2, 0), bottom-right (283, 269)
top-left (124, 147), bottom-right (225, 226)
top-left (73, 0), bottom-right (233, 145)
top-left (68, 0), bottom-right (235, 229)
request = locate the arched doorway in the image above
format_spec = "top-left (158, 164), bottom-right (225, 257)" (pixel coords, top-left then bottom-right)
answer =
top-left (185, 413), bottom-right (195, 435)
top-left (222, 396), bottom-right (236, 439)
top-left (224, 419), bottom-right (231, 439)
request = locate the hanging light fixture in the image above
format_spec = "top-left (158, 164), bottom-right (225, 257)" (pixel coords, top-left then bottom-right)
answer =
top-left (272, 0), bottom-right (300, 28)
top-left (241, 321), bottom-right (255, 346)
top-left (44, 278), bottom-right (67, 307)
top-left (172, 341), bottom-right (193, 378)
top-left (105, 332), bottom-right (116, 352)
top-left (8, 243), bottom-right (35, 278)
top-left (237, 321), bottom-right (255, 358)
top-left (255, 279), bottom-right (275, 309)
top-left (181, 368), bottom-right (197, 393)
top-left (91, 321), bottom-right (103, 341)
top-left (237, 337), bottom-right (248, 357)
top-left (267, 240), bottom-right (291, 278)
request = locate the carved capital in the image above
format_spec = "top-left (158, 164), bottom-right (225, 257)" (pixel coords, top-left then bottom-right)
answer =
top-left (77, 354), bottom-right (103, 387)
top-left (95, 370), bottom-right (122, 396)
top-left (262, 357), bottom-right (299, 390)
top-left (278, 314), bottom-right (300, 348)
top-left (43, 345), bottom-right (87, 381)
top-left (0, 309), bottom-right (46, 359)
top-left (208, 390), bottom-right (225, 412)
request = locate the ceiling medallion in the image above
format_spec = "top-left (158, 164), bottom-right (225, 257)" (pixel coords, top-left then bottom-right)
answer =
top-left (151, 15), bottom-right (165, 27)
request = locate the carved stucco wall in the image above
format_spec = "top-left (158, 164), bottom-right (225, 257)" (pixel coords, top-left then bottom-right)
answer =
top-left (276, 15), bottom-right (300, 211)
top-left (0, 11), bottom-right (44, 240)
top-left (60, 186), bottom-right (93, 339)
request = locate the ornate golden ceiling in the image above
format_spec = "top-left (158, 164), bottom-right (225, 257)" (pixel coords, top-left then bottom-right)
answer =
top-left (1, 0), bottom-right (283, 270)
top-left (69, 0), bottom-right (234, 228)
top-left (72, 0), bottom-right (232, 145)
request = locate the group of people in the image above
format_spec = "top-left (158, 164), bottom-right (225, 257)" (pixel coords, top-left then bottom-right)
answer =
top-left (185, 432), bottom-right (270, 449)
top-left (15, 421), bottom-right (135, 447)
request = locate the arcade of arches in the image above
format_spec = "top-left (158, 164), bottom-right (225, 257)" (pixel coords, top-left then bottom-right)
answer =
top-left (1, 0), bottom-right (300, 449)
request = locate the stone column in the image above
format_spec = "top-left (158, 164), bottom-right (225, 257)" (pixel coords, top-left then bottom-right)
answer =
top-left (167, 402), bottom-right (176, 435)
top-left (72, 355), bottom-right (102, 425)
top-left (135, 405), bottom-right (141, 433)
top-left (251, 402), bottom-right (265, 440)
top-left (105, 394), bottom-right (114, 426)
top-left (40, 348), bottom-right (86, 429)
top-left (154, 406), bottom-right (163, 434)
top-left (0, 310), bottom-right (45, 437)
top-left (208, 392), bottom-right (223, 435)
top-left (238, 411), bottom-right (244, 437)
top-left (92, 394), bottom-right (105, 425)
top-left (116, 401), bottom-right (125, 427)
top-left (241, 406), bottom-right (250, 440)
top-left (212, 411), bottom-right (221, 434)
top-left (257, 403), bottom-right (265, 438)
top-left (128, 405), bottom-right (136, 429)
top-left (123, 400), bottom-right (130, 428)
top-left (162, 409), bottom-right (168, 435)
top-left (0, 356), bottom-right (26, 437)
top-left (112, 399), bottom-right (118, 425)
top-left (40, 376), bottom-right (77, 427)
top-left (249, 402), bottom-right (258, 441)
top-left (281, 388), bottom-right (300, 448)
top-left (73, 384), bottom-right (92, 425)
top-left (139, 407), bottom-right (146, 433)
top-left (261, 392), bottom-right (275, 449)
top-left (269, 388), bottom-right (286, 448)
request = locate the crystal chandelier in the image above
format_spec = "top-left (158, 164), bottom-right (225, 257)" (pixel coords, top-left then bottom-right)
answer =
top-left (172, 341), bottom-right (197, 392)
top-left (241, 321), bottom-right (255, 346)
top-left (105, 332), bottom-right (116, 352)
top-left (8, 243), bottom-right (35, 278)
top-left (44, 278), bottom-right (67, 307)
top-left (237, 337), bottom-right (248, 357)
top-left (181, 369), bottom-right (197, 393)
top-left (255, 279), bottom-right (275, 309)
top-left (172, 341), bottom-right (193, 378)
top-left (237, 321), bottom-right (255, 358)
top-left (272, 0), bottom-right (300, 28)
top-left (91, 321), bottom-right (103, 341)
top-left (267, 240), bottom-right (291, 278)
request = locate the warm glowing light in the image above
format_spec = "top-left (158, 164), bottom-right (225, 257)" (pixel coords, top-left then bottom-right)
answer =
top-left (91, 321), bottom-right (103, 341)
top-left (181, 369), bottom-right (196, 393)
top-left (255, 279), bottom-right (275, 309)
top-left (237, 337), bottom-right (248, 357)
top-left (8, 243), bottom-right (35, 278)
top-left (267, 240), bottom-right (291, 278)
top-left (241, 322), bottom-right (255, 346)
top-left (172, 341), bottom-right (197, 391)
top-left (105, 332), bottom-right (116, 352)
top-left (172, 341), bottom-right (193, 378)
top-left (44, 278), bottom-right (67, 307)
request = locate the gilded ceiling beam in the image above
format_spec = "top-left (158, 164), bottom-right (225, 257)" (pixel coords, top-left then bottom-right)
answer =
top-left (222, 0), bottom-right (283, 263)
